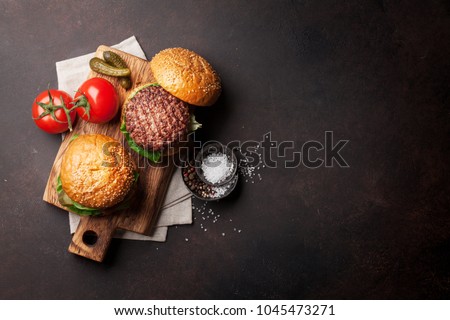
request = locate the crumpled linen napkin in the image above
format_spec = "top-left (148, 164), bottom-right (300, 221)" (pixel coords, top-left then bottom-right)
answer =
top-left (56, 36), bottom-right (192, 241)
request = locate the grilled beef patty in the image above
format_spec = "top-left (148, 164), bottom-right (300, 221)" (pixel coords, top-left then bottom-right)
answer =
top-left (125, 85), bottom-right (190, 151)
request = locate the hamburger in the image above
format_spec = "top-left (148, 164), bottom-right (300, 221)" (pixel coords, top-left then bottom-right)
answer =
top-left (120, 47), bottom-right (221, 162)
top-left (56, 134), bottom-right (138, 216)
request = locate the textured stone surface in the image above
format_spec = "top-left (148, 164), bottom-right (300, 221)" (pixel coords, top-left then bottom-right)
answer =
top-left (0, 0), bottom-right (449, 299)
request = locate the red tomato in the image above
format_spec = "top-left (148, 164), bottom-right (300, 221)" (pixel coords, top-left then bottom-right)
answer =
top-left (74, 77), bottom-right (119, 124)
top-left (32, 90), bottom-right (77, 134)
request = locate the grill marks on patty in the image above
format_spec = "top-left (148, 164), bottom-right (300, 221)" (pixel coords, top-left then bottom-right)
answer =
top-left (125, 85), bottom-right (189, 151)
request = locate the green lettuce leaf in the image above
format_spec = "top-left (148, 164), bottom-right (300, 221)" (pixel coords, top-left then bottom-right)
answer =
top-left (56, 170), bottom-right (139, 216)
top-left (56, 175), bottom-right (64, 194)
top-left (128, 82), bottom-right (160, 100)
top-left (56, 176), bottom-right (101, 216)
top-left (70, 134), bottom-right (79, 142)
top-left (189, 113), bottom-right (202, 132)
top-left (67, 203), bottom-right (102, 216)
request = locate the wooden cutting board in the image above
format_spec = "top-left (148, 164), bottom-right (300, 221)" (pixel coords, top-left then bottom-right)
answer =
top-left (43, 45), bottom-right (175, 262)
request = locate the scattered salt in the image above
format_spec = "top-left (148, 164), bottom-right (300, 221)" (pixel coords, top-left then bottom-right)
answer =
top-left (212, 185), bottom-right (229, 197)
top-left (238, 144), bottom-right (265, 184)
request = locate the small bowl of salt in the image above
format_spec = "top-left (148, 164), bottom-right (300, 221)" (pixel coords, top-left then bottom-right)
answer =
top-left (195, 142), bottom-right (237, 187)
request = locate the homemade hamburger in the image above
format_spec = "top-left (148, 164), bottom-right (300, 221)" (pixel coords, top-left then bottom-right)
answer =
top-left (120, 47), bottom-right (221, 162)
top-left (57, 134), bottom-right (137, 216)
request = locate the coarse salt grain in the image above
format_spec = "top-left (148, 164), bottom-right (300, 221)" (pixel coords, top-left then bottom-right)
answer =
top-left (212, 185), bottom-right (229, 198)
top-left (201, 153), bottom-right (233, 184)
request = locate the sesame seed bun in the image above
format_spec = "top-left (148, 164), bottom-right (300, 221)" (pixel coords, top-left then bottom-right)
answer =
top-left (150, 47), bottom-right (221, 106)
top-left (60, 134), bottom-right (136, 209)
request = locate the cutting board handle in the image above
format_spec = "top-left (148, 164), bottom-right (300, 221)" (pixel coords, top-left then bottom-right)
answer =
top-left (68, 215), bottom-right (117, 262)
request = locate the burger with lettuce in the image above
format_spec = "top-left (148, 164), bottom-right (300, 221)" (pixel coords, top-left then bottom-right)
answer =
top-left (120, 47), bottom-right (222, 162)
top-left (57, 134), bottom-right (138, 216)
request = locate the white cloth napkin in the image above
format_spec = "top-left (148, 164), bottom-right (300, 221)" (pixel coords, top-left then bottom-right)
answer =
top-left (56, 36), bottom-right (192, 241)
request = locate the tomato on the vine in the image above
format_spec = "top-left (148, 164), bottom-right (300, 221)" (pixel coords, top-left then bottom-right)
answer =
top-left (32, 90), bottom-right (77, 134)
top-left (74, 77), bottom-right (119, 124)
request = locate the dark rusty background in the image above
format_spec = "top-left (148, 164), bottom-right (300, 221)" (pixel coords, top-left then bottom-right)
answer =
top-left (0, 0), bottom-right (449, 299)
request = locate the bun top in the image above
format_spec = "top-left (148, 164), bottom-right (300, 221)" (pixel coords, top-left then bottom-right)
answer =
top-left (60, 134), bottom-right (136, 209)
top-left (150, 47), bottom-right (221, 106)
